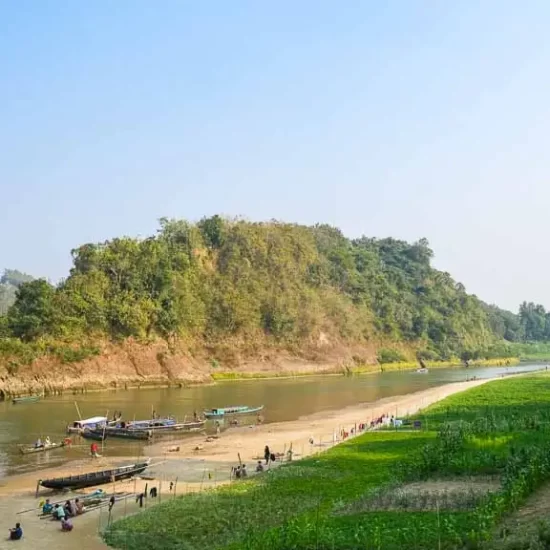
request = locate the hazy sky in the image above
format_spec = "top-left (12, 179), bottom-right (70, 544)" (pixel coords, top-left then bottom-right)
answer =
top-left (1, 1), bottom-right (549, 311)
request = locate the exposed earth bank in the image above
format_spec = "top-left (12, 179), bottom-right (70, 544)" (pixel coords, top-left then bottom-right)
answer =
top-left (0, 337), bottom-right (516, 398)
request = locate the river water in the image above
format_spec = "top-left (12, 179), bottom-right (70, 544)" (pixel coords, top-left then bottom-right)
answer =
top-left (0, 364), bottom-right (543, 479)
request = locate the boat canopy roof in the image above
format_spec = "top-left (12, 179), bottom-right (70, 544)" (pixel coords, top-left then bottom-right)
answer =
top-left (76, 416), bottom-right (108, 426)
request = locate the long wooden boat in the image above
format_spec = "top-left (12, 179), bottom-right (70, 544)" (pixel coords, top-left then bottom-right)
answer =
top-left (12, 396), bottom-right (40, 404)
top-left (123, 419), bottom-right (206, 432)
top-left (82, 428), bottom-right (152, 441)
top-left (19, 442), bottom-right (65, 455)
top-left (103, 428), bottom-right (152, 441)
top-left (204, 405), bottom-right (264, 419)
top-left (39, 459), bottom-right (151, 490)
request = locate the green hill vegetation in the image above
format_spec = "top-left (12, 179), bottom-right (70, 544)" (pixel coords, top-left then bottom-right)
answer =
top-left (1, 217), bottom-right (550, 369)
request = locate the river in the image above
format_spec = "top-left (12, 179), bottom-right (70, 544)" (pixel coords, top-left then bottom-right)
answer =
top-left (0, 363), bottom-right (543, 479)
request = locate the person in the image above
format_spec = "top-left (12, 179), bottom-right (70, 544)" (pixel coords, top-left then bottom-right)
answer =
top-left (270, 452), bottom-right (276, 463)
top-left (256, 461), bottom-right (264, 472)
top-left (264, 445), bottom-right (270, 465)
top-left (44, 436), bottom-right (51, 447)
top-left (109, 496), bottom-right (116, 512)
top-left (193, 410), bottom-right (198, 421)
top-left (216, 421), bottom-right (221, 435)
top-left (234, 465), bottom-right (242, 479)
top-left (241, 464), bottom-right (248, 477)
top-left (9, 523), bottom-right (22, 540)
top-left (53, 504), bottom-right (66, 521)
top-left (34, 437), bottom-right (42, 449)
top-left (169, 481), bottom-right (174, 492)
top-left (136, 493), bottom-right (145, 508)
top-left (149, 487), bottom-right (158, 498)
top-left (61, 517), bottom-right (73, 532)
top-left (69, 499), bottom-right (78, 517)
top-left (90, 442), bottom-right (99, 458)
top-left (42, 499), bottom-right (53, 515)
top-left (75, 498), bottom-right (84, 515)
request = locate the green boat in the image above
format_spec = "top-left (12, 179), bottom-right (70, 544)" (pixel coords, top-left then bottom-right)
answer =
top-left (12, 396), bottom-right (40, 404)
top-left (204, 405), bottom-right (264, 419)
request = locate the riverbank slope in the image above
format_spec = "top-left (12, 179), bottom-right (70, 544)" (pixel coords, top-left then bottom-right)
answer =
top-left (0, 336), bottom-right (519, 397)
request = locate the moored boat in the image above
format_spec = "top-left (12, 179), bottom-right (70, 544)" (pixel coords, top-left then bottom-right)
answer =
top-left (82, 428), bottom-right (152, 441)
top-left (19, 441), bottom-right (65, 455)
top-left (39, 459), bottom-right (151, 490)
top-left (67, 416), bottom-right (108, 434)
top-left (416, 368), bottom-right (429, 374)
top-left (12, 396), bottom-right (40, 404)
top-left (203, 405), bottom-right (264, 419)
top-left (134, 421), bottom-right (205, 432)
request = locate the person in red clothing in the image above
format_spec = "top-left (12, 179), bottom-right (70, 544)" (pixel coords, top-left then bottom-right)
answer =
top-left (90, 442), bottom-right (99, 458)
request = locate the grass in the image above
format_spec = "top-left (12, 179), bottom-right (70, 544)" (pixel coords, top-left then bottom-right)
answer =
top-left (104, 373), bottom-right (550, 550)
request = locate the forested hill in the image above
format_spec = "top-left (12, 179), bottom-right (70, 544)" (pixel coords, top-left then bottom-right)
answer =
top-left (0, 218), bottom-right (545, 368)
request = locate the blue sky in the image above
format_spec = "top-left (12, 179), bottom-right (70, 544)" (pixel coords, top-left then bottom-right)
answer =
top-left (1, 1), bottom-right (549, 310)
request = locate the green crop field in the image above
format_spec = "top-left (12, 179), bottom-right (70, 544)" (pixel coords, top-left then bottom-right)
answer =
top-left (104, 374), bottom-right (550, 550)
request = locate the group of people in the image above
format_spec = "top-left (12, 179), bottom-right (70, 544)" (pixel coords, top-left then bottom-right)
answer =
top-left (34, 436), bottom-right (51, 449)
top-left (41, 497), bottom-right (84, 531)
top-left (231, 444), bottom-right (280, 480)
top-left (232, 464), bottom-right (248, 479)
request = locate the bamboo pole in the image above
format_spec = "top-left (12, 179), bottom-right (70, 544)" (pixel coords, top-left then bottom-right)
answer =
top-left (74, 401), bottom-right (83, 420)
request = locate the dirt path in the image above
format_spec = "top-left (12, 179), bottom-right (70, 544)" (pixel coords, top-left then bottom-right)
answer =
top-left (0, 377), bottom-right (493, 550)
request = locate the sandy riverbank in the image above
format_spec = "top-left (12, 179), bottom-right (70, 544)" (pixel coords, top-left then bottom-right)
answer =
top-left (0, 377), bottom-right (494, 550)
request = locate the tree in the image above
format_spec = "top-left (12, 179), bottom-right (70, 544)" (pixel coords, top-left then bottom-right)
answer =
top-left (7, 280), bottom-right (56, 341)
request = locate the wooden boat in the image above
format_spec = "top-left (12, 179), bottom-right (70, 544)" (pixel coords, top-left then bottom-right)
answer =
top-left (123, 418), bottom-right (206, 432)
top-left (39, 459), bottom-right (151, 490)
top-left (67, 416), bottom-right (108, 434)
top-left (12, 396), bottom-right (40, 404)
top-left (103, 428), bottom-right (152, 441)
top-left (82, 428), bottom-right (152, 441)
top-left (416, 368), bottom-right (429, 374)
top-left (19, 441), bottom-right (65, 455)
top-left (203, 405), bottom-right (264, 419)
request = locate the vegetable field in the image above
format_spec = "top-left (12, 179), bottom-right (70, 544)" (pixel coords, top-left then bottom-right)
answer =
top-left (104, 374), bottom-right (550, 549)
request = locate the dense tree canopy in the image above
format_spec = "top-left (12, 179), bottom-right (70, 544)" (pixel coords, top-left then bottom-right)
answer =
top-left (1, 218), bottom-right (549, 363)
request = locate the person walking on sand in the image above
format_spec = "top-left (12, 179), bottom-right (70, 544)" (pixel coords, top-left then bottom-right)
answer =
top-left (90, 442), bottom-right (99, 458)
top-left (264, 445), bottom-right (270, 465)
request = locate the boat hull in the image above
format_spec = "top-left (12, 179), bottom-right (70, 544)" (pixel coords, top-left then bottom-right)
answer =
top-left (19, 442), bottom-right (65, 455)
top-left (12, 396), bottom-right (40, 404)
top-left (39, 460), bottom-right (150, 490)
top-left (128, 421), bottom-right (206, 433)
top-left (82, 429), bottom-right (152, 441)
top-left (204, 405), bottom-right (264, 419)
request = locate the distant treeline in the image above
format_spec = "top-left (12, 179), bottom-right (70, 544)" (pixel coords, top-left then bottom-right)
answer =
top-left (0, 217), bottom-right (549, 366)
